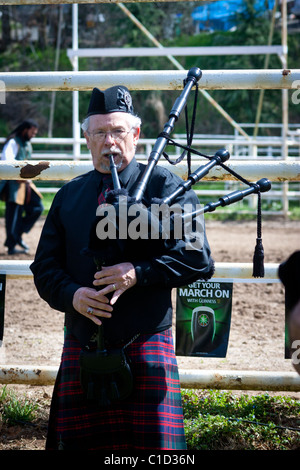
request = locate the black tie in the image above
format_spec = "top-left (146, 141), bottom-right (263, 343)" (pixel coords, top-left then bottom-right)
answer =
top-left (98, 175), bottom-right (112, 205)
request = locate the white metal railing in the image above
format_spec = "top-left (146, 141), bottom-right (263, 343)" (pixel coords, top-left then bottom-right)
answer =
top-left (0, 159), bottom-right (299, 182)
top-left (1, 69), bottom-right (300, 92)
top-left (1, 366), bottom-right (300, 391)
top-left (0, 260), bottom-right (280, 282)
top-left (0, 157), bottom-right (298, 215)
top-left (66, 45), bottom-right (285, 59)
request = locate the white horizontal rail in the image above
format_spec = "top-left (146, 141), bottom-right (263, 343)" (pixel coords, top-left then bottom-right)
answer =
top-left (4, 154), bottom-right (300, 162)
top-left (0, 365), bottom-right (58, 385)
top-left (179, 369), bottom-right (300, 392)
top-left (0, 260), bottom-right (280, 282)
top-left (161, 160), bottom-right (300, 182)
top-left (2, 136), bottom-right (299, 146)
top-left (1, 69), bottom-right (299, 91)
top-left (1, 136), bottom-right (299, 148)
top-left (0, 160), bottom-right (299, 182)
top-left (170, 138), bottom-right (300, 146)
top-left (1, 365), bottom-right (299, 391)
top-left (67, 45), bottom-right (284, 59)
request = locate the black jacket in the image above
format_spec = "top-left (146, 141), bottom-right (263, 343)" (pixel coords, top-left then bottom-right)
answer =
top-left (30, 158), bottom-right (214, 347)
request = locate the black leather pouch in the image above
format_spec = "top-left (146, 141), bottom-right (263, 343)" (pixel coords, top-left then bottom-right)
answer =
top-left (79, 326), bottom-right (134, 407)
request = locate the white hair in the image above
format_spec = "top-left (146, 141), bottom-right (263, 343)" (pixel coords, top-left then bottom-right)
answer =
top-left (81, 114), bottom-right (141, 133)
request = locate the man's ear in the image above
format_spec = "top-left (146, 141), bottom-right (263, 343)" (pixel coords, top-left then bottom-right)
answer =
top-left (132, 127), bottom-right (140, 146)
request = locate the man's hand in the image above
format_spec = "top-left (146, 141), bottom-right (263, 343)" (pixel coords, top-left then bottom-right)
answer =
top-left (93, 262), bottom-right (137, 306)
top-left (72, 287), bottom-right (113, 325)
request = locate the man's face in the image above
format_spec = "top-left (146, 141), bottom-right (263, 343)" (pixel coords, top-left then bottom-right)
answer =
top-left (24, 126), bottom-right (38, 141)
top-left (84, 112), bottom-right (140, 174)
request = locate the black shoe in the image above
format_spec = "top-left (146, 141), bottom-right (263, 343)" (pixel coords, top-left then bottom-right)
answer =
top-left (17, 240), bottom-right (30, 252)
top-left (8, 247), bottom-right (26, 255)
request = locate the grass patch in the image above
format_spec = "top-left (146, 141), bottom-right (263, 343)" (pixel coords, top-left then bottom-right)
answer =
top-left (0, 385), bottom-right (38, 425)
top-left (0, 386), bottom-right (299, 450)
top-left (182, 389), bottom-right (300, 450)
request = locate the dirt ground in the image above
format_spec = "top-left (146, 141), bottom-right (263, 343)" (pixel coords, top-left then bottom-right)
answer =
top-left (0, 216), bottom-right (299, 450)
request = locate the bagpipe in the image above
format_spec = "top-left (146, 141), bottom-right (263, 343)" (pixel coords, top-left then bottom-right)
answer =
top-left (85, 66), bottom-right (271, 279)
top-left (79, 67), bottom-right (271, 406)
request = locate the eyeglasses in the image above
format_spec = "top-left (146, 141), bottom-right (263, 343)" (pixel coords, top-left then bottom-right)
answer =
top-left (88, 128), bottom-right (133, 143)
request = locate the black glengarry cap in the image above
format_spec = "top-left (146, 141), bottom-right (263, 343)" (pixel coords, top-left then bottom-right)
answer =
top-left (87, 85), bottom-right (134, 117)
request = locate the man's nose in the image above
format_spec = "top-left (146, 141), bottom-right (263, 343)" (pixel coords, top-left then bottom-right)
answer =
top-left (104, 132), bottom-right (115, 144)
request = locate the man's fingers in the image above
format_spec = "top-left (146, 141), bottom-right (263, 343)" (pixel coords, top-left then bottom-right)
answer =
top-left (73, 286), bottom-right (113, 324)
top-left (110, 291), bottom-right (122, 306)
top-left (93, 262), bottom-right (137, 298)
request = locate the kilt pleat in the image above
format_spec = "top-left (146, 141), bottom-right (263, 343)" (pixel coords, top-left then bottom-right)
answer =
top-left (46, 329), bottom-right (186, 450)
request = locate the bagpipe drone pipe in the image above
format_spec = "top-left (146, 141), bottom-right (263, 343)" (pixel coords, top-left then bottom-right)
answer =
top-left (84, 67), bottom-right (271, 280)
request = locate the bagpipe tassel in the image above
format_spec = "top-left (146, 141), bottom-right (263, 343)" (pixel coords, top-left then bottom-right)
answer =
top-left (252, 237), bottom-right (265, 278)
top-left (252, 191), bottom-right (265, 278)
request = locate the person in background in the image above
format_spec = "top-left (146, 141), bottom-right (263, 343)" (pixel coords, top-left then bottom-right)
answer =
top-left (1, 119), bottom-right (44, 255)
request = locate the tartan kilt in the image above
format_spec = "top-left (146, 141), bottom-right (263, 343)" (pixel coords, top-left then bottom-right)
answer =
top-left (46, 328), bottom-right (186, 450)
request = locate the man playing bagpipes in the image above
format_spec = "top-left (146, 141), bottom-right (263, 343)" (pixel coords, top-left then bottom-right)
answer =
top-left (31, 78), bottom-right (214, 450)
